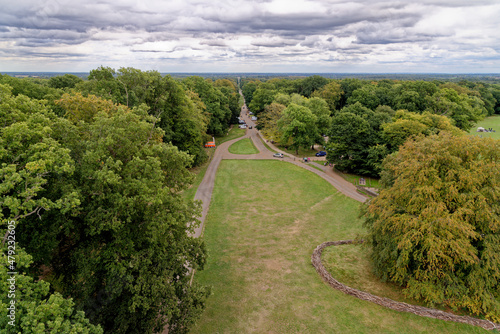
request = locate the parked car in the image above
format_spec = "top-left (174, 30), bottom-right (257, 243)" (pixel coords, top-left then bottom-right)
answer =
top-left (273, 153), bottom-right (284, 158)
top-left (315, 151), bottom-right (327, 157)
top-left (239, 124), bottom-right (247, 129)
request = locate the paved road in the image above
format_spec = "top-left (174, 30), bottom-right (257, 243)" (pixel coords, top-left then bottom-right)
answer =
top-left (192, 105), bottom-right (368, 238)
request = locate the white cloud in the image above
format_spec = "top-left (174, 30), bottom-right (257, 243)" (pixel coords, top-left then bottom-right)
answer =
top-left (0, 0), bottom-right (499, 72)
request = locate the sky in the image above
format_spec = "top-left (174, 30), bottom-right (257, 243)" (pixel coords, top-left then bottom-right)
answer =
top-left (1, 0), bottom-right (499, 73)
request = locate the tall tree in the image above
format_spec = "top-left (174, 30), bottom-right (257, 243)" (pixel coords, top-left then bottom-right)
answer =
top-left (364, 133), bottom-right (500, 321)
top-left (18, 99), bottom-right (209, 333)
top-left (258, 102), bottom-right (286, 142)
top-left (277, 103), bottom-right (317, 154)
top-left (311, 80), bottom-right (343, 112)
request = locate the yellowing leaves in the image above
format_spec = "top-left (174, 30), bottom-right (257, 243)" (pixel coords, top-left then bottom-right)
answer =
top-left (364, 132), bottom-right (500, 320)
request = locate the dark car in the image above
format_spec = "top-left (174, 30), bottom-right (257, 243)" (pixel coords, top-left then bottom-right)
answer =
top-left (315, 151), bottom-right (327, 157)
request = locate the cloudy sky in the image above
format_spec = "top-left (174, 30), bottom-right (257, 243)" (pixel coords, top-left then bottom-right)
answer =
top-left (1, 0), bottom-right (499, 73)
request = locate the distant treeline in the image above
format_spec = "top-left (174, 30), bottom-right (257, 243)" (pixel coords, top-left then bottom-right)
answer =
top-left (241, 75), bottom-right (500, 176)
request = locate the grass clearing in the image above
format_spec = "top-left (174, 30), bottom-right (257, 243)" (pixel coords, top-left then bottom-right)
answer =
top-left (215, 126), bottom-right (247, 145)
top-left (469, 115), bottom-right (500, 140)
top-left (335, 169), bottom-right (381, 188)
top-left (228, 138), bottom-right (259, 154)
top-left (191, 160), bottom-right (485, 333)
top-left (184, 127), bottom-right (246, 201)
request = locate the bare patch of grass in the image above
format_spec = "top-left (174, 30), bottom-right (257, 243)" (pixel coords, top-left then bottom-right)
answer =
top-left (192, 160), bottom-right (487, 334)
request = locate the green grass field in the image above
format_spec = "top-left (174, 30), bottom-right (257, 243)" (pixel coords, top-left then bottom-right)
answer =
top-left (228, 138), bottom-right (259, 154)
top-left (278, 145), bottom-right (320, 157)
top-left (469, 115), bottom-right (500, 139)
top-left (215, 126), bottom-right (247, 145)
top-left (191, 160), bottom-right (485, 333)
top-left (183, 127), bottom-right (247, 201)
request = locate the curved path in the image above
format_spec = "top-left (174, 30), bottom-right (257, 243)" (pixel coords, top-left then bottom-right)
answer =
top-left (190, 104), bottom-right (496, 331)
top-left (192, 106), bottom-right (367, 238)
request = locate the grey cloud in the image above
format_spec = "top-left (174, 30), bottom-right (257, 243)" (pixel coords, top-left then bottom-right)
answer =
top-left (200, 40), bottom-right (227, 47)
top-left (0, 0), bottom-right (498, 72)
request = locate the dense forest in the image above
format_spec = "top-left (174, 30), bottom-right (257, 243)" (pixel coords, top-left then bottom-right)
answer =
top-left (242, 75), bottom-right (500, 176)
top-left (1, 70), bottom-right (500, 332)
top-left (0, 68), bottom-right (242, 334)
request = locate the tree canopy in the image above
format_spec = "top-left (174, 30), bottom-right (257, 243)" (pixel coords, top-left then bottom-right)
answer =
top-left (363, 133), bottom-right (500, 321)
top-left (0, 82), bottom-right (209, 334)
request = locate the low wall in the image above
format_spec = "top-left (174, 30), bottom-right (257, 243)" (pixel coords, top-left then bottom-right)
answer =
top-left (356, 186), bottom-right (378, 197)
top-left (311, 240), bottom-right (500, 331)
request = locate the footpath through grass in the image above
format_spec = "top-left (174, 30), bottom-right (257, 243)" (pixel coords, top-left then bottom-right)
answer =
top-left (228, 138), bottom-right (259, 154)
top-left (469, 115), bottom-right (500, 140)
top-left (191, 160), bottom-right (485, 334)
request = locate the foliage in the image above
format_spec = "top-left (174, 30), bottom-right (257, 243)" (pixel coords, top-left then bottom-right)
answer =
top-left (364, 133), bottom-right (500, 321)
top-left (183, 76), bottom-right (231, 137)
top-left (23, 106), bottom-right (209, 333)
top-left (48, 74), bottom-right (84, 90)
top-left (258, 102), bottom-right (286, 142)
top-left (0, 86), bottom-right (210, 333)
top-left (425, 88), bottom-right (486, 131)
top-left (311, 80), bottom-right (343, 111)
top-left (0, 84), bottom-right (78, 227)
top-left (241, 80), bottom-right (259, 105)
top-left (277, 103), bottom-right (317, 155)
top-left (56, 92), bottom-right (124, 123)
top-left (0, 246), bottom-right (102, 334)
top-left (296, 75), bottom-right (329, 97)
top-left (248, 84), bottom-right (277, 114)
top-left (327, 103), bottom-right (391, 176)
top-left (382, 110), bottom-right (464, 151)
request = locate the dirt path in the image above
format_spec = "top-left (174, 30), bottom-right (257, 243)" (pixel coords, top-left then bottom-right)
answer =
top-left (192, 105), bottom-right (367, 238)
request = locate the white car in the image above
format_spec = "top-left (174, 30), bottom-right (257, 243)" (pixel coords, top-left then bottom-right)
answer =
top-left (251, 116), bottom-right (257, 121)
top-left (239, 124), bottom-right (247, 129)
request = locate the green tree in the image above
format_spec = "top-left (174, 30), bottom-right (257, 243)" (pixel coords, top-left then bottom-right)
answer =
top-left (347, 85), bottom-right (380, 110)
top-left (364, 133), bottom-right (500, 321)
top-left (183, 76), bottom-right (231, 136)
top-left (296, 75), bottom-right (329, 97)
top-left (16, 100), bottom-right (209, 333)
top-left (327, 103), bottom-right (391, 176)
top-left (311, 81), bottom-right (343, 112)
top-left (382, 110), bottom-right (464, 152)
top-left (277, 103), bottom-right (317, 154)
top-left (0, 246), bottom-right (102, 334)
top-left (76, 66), bottom-right (126, 105)
top-left (258, 102), bottom-right (286, 142)
top-left (241, 80), bottom-right (259, 105)
top-left (426, 88), bottom-right (485, 130)
top-left (48, 74), bottom-right (84, 90)
top-left (248, 85), bottom-right (277, 115)
top-left (0, 85), bottom-right (99, 333)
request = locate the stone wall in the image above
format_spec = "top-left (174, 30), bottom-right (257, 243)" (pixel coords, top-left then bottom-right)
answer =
top-left (311, 240), bottom-right (500, 331)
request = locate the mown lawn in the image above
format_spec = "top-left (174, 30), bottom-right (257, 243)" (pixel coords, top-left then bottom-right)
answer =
top-left (228, 138), bottom-right (259, 154)
top-left (215, 126), bottom-right (247, 145)
top-left (469, 115), bottom-right (500, 139)
top-left (183, 127), bottom-right (246, 201)
top-left (191, 160), bottom-right (485, 334)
